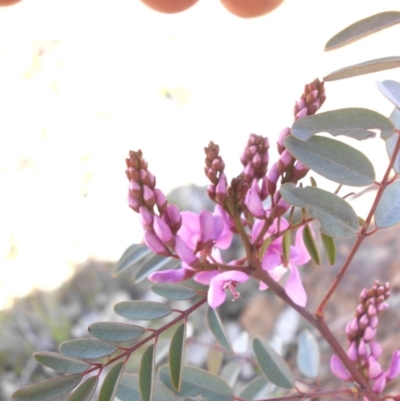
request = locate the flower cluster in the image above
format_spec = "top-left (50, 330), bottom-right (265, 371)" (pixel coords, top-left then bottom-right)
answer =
top-left (330, 281), bottom-right (400, 397)
top-left (126, 79), bottom-right (326, 309)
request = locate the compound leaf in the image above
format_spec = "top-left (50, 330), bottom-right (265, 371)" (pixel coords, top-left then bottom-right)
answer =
top-left (325, 12), bottom-right (400, 50)
top-left (207, 307), bottom-right (233, 353)
top-left (34, 352), bottom-right (91, 374)
top-left (280, 183), bottom-right (358, 239)
top-left (252, 336), bottom-right (294, 389)
top-left (324, 57), bottom-right (400, 82)
top-left (98, 362), bottom-right (125, 401)
top-left (12, 374), bottom-right (82, 401)
top-left (291, 108), bottom-right (394, 141)
top-left (114, 301), bottom-right (172, 320)
top-left (89, 322), bottom-right (145, 343)
top-left (284, 135), bottom-right (375, 187)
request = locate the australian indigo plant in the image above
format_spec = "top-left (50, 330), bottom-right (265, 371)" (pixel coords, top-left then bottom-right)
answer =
top-left (12, 10), bottom-right (400, 401)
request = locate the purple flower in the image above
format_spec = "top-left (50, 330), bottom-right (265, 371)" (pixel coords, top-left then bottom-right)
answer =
top-left (195, 270), bottom-right (249, 308)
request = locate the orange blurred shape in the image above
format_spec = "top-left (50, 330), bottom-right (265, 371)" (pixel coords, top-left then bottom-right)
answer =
top-left (220, 0), bottom-right (284, 18)
top-left (139, 0), bottom-right (199, 13)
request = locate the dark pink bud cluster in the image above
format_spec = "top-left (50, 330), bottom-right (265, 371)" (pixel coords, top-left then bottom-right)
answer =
top-left (240, 134), bottom-right (269, 182)
top-left (204, 142), bottom-right (228, 205)
top-left (294, 78), bottom-right (326, 120)
top-left (331, 281), bottom-right (400, 396)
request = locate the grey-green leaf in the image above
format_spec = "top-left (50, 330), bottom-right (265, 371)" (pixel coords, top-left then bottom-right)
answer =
top-left (297, 330), bottom-right (320, 378)
top-left (321, 233), bottom-right (336, 266)
top-left (114, 244), bottom-right (153, 276)
top-left (280, 183), bottom-right (358, 239)
top-left (139, 344), bottom-right (155, 401)
top-left (291, 108), bottom-right (394, 141)
top-left (114, 301), bottom-right (172, 321)
top-left (151, 283), bottom-right (197, 300)
top-left (377, 80), bottom-right (400, 110)
top-left (12, 374), bottom-right (82, 401)
top-left (324, 57), bottom-right (400, 82)
top-left (386, 107), bottom-right (400, 173)
top-left (117, 374), bottom-right (178, 401)
top-left (239, 376), bottom-right (270, 400)
top-left (220, 362), bottom-right (241, 387)
top-left (68, 377), bottom-right (98, 401)
top-left (169, 324), bottom-right (186, 391)
top-left (98, 362), bottom-right (125, 401)
top-left (325, 12), bottom-right (400, 51)
top-left (302, 224), bottom-right (321, 265)
top-left (207, 307), bottom-right (233, 353)
top-left (134, 255), bottom-right (181, 284)
top-left (159, 365), bottom-right (234, 401)
top-left (375, 180), bottom-right (400, 228)
top-left (252, 336), bottom-right (294, 389)
top-left (284, 135), bottom-right (375, 187)
top-left (59, 339), bottom-right (117, 361)
top-left (34, 352), bottom-right (91, 374)
top-left (89, 322), bottom-right (145, 343)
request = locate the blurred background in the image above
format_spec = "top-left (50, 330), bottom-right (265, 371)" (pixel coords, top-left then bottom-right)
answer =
top-left (3, 0), bottom-right (400, 398)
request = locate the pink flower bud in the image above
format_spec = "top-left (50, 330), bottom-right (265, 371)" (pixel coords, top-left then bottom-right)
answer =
top-left (128, 191), bottom-right (140, 212)
top-left (367, 356), bottom-right (382, 379)
top-left (364, 326), bottom-right (376, 342)
top-left (245, 187), bottom-right (265, 219)
top-left (165, 204), bottom-right (182, 234)
top-left (295, 107), bottom-right (308, 120)
top-left (153, 215), bottom-right (174, 246)
top-left (277, 127), bottom-right (290, 154)
top-left (330, 356), bottom-right (351, 381)
top-left (372, 373), bottom-right (386, 393)
top-left (386, 350), bottom-right (400, 380)
top-left (347, 341), bottom-right (358, 361)
top-left (143, 185), bottom-right (156, 208)
top-left (174, 236), bottom-right (199, 268)
top-left (359, 314), bottom-right (369, 329)
top-left (154, 188), bottom-right (167, 214)
top-left (216, 173), bottom-right (228, 204)
top-left (139, 206), bottom-right (153, 229)
top-left (370, 341), bottom-right (382, 360)
top-left (148, 267), bottom-right (196, 283)
top-left (144, 229), bottom-right (170, 256)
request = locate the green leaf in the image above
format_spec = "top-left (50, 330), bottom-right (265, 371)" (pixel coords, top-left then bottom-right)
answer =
top-left (98, 362), bottom-right (125, 401)
top-left (386, 108), bottom-right (400, 173)
top-left (139, 344), bottom-right (155, 401)
top-left (324, 57), bottom-right (400, 82)
top-left (321, 233), bottom-right (336, 265)
top-left (169, 324), bottom-right (186, 391)
top-left (377, 80), bottom-right (400, 110)
top-left (297, 330), bottom-right (320, 378)
top-left (117, 374), bottom-right (178, 401)
top-left (282, 230), bottom-right (291, 264)
top-left (252, 336), bottom-right (294, 389)
top-left (280, 183), bottom-right (358, 239)
top-left (291, 108), bottom-right (394, 141)
top-left (89, 322), bottom-right (145, 343)
top-left (159, 365), bottom-right (234, 401)
top-left (12, 374), bottom-right (82, 401)
top-left (259, 236), bottom-right (272, 261)
top-left (284, 135), bottom-right (375, 187)
top-left (114, 300), bottom-right (172, 321)
top-left (206, 348), bottom-right (223, 375)
top-left (325, 12), bottom-right (400, 51)
top-left (59, 339), bottom-right (117, 361)
top-left (68, 377), bottom-right (98, 401)
top-left (151, 283), bottom-right (197, 300)
top-left (220, 362), bottom-right (241, 387)
top-left (239, 376), bottom-right (270, 400)
top-left (207, 307), bottom-right (233, 353)
top-left (375, 180), bottom-right (400, 228)
top-left (114, 244), bottom-right (153, 276)
top-left (302, 224), bottom-right (321, 265)
top-left (34, 352), bottom-right (91, 374)
top-left (134, 255), bottom-right (181, 284)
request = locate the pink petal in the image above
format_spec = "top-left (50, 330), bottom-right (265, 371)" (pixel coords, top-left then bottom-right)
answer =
top-left (153, 215), bottom-right (174, 245)
top-left (208, 278), bottom-right (227, 308)
top-left (148, 268), bottom-right (195, 283)
top-left (174, 236), bottom-right (199, 267)
top-left (213, 271), bottom-right (249, 283)
top-left (199, 210), bottom-right (214, 244)
top-left (144, 229), bottom-right (169, 256)
top-left (372, 373), bottom-right (386, 393)
top-left (244, 187), bottom-right (265, 219)
top-left (284, 264), bottom-right (307, 306)
top-left (178, 212), bottom-right (200, 250)
top-left (261, 247), bottom-right (282, 271)
top-left (194, 270), bottom-right (219, 285)
top-left (293, 226), bottom-right (311, 265)
top-left (386, 350), bottom-right (400, 380)
top-left (368, 356), bottom-right (382, 379)
top-left (330, 355), bottom-right (351, 381)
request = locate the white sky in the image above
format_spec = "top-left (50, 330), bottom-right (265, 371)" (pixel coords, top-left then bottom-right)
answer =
top-left (0, 0), bottom-right (400, 308)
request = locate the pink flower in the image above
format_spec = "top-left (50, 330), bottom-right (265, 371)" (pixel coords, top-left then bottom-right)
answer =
top-left (330, 356), bottom-right (351, 381)
top-left (195, 270), bottom-right (249, 308)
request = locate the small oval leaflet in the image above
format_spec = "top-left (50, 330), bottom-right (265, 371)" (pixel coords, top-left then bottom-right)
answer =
top-left (280, 183), bottom-right (359, 239)
top-left (284, 135), bottom-right (375, 187)
top-left (169, 324), bottom-right (186, 391)
top-left (68, 376), bottom-right (98, 401)
top-left (324, 57), bottom-right (400, 82)
top-left (207, 307), bottom-right (233, 353)
top-left (321, 233), bottom-right (337, 266)
top-left (377, 80), bottom-right (400, 110)
top-left (114, 300), bottom-right (172, 320)
top-left (139, 344), bottom-right (156, 401)
top-left (11, 373), bottom-right (82, 401)
top-left (159, 365), bottom-right (234, 401)
top-left (303, 224), bottom-right (321, 265)
top-left (34, 352), bottom-right (91, 374)
top-left (220, 362), bottom-right (241, 387)
top-left (252, 336), bottom-right (294, 389)
top-left (151, 283), bottom-right (197, 300)
top-left (291, 108), bottom-right (394, 141)
top-left (297, 330), bottom-right (320, 378)
top-left (239, 376), bottom-right (270, 400)
top-left (375, 180), bottom-right (400, 228)
top-left (386, 107), bottom-right (400, 173)
top-left (98, 362), bottom-right (125, 401)
top-left (325, 11), bottom-right (400, 51)
top-left (114, 244), bottom-right (153, 276)
top-left (59, 338), bottom-right (117, 361)
top-left (133, 254), bottom-right (181, 284)
top-left (117, 374), bottom-right (178, 401)
top-left (89, 322), bottom-right (145, 343)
